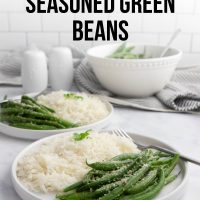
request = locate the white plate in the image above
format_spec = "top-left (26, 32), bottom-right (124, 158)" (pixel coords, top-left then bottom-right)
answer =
top-left (11, 131), bottom-right (188, 200)
top-left (0, 94), bottom-right (113, 140)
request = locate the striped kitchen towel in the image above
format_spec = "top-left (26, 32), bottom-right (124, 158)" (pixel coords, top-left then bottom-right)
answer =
top-left (75, 57), bottom-right (200, 113)
top-left (0, 45), bottom-right (84, 86)
top-left (1, 46), bottom-right (200, 113)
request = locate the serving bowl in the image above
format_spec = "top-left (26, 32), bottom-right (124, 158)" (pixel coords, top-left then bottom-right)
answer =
top-left (11, 130), bottom-right (188, 200)
top-left (87, 43), bottom-right (182, 97)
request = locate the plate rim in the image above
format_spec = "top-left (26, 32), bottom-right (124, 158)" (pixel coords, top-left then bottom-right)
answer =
top-left (0, 92), bottom-right (114, 139)
top-left (11, 130), bottom-right (189, 200)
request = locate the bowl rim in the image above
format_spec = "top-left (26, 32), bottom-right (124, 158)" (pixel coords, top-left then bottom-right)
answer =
top-left (87, 43), bottom-right (183, 62)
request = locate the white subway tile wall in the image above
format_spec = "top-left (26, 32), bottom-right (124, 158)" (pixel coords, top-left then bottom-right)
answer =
top-left (0, 13), bottom-right (9, 31)
top-left (27, 32), bottom-right (59, 46)
top-left (192, 35), bottom-right (200, 52)
top-left (0, 0), bottom-right (199, 53)
top-left (10, 13), bottom-right (41, 31)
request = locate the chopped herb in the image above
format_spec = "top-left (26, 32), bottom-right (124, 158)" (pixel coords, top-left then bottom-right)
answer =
top-left (73, 130), bottom-right (91, 141)
top-left (64, 93), bottom-right (83, 100)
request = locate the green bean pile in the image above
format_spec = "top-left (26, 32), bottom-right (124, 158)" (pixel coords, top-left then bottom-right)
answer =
top-left (0, 96), bottom-right (77, 130)
top-left (107, 43), bottom-right (144, 59)
top-left (56, 150), bottom-right (180, 200)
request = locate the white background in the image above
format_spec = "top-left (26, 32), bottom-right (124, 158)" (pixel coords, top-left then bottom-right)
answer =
top-left (0, 0), bottom-right (200, 53)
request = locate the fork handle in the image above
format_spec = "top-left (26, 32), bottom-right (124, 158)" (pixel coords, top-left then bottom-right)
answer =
top-left (150, 145), bottom-right (200, 166)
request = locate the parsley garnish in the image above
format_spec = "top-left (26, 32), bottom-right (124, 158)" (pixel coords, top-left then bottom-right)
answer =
top-left (64, 93), bottom-right (83, 100)
top-left (73, 130), bottom-right (91, 141)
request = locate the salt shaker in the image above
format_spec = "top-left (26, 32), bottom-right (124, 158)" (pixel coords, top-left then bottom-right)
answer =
top-left (22, 48), bottom-right (48, 93)
top-left (49, 47), bottom-right (73, 91)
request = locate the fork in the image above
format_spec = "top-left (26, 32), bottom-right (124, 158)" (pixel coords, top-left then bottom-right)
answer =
top-left (113, 129), bottom-right (200, 166)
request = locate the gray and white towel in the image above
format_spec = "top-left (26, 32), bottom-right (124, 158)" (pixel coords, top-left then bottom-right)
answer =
top-left (74, 52), bottom-right (200, 113)
top-left (1, 46), bottom-right (200, 113)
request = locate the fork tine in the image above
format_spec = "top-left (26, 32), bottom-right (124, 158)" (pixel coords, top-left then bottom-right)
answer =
top-left (113, 129), bottom-right (122, 137)
top-left (116, 129), bottom-right (127, 138)
top-left (120, 129), bottom-right (132, 140)
top-left (111, 129), bottom-right (118, 136)
top-left (112, 129), bottom-right (123, 137)
top-left (112, 129), bottom-right (142, 149)
top-left (113, 129), bottom-right (130, 139)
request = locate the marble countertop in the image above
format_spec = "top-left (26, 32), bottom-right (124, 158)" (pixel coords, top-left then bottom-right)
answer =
top-left (0, 87), bottom-right (200, 200)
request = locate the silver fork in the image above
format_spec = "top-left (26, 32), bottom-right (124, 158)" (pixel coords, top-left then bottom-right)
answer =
top-left (113, 129), bottom-right (200, 166)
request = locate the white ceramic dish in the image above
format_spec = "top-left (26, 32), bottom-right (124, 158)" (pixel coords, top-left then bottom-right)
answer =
top-left (12, 131), bottom-right (188, 200)
top-left (0, 94), bottom-right (113, 140)
top-left (87, 43), bottom-right (182, 97)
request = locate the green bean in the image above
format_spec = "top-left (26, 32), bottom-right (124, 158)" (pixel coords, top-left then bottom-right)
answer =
top-left (112, 153), bottom-right (139, 161)
top-left (78, 161), bottom-right (136, 191)
top-left (11, 123), bottom-right (57, 130)
top-left (120, 168), bottom-right (165, 200)
top-left (143, 149), bottom-right (155, 161)
top-left (1, 101), bottom-right (49, 114)
top-left (164, 154), bottom-right (180, 177)
top-left (107, 44), bottom-right (136, 59)
top-left (0, 115), bottom-right (66, 129)
top-left (147, 155), bottom-right (160, 162)
top-left (82, 169), bottom-right (106, 184)
top-left (126, 169), bottom-right (157, 194)
top-left (82, 168), bottom-right (108, 184)
top-left (22, 95), bottom-right (55, 113)
top-left (21, 98), bottom-right (48, 113)
top-left (1, 107), bottom-right (77, 128)
top-left (57, 191), bottom-right (94, 200)
top-left (124, 46), bottom-right (134, 53)
top-left (86, 159), bottom-right (132, 171)
top-left (94, 177), bottom-right (128, 197)
top-left (100, 164), bottom-right (150, 200)
top-left (108, 43), bottom-right (126, 57)
top-left (95, 165), bottom-right (144, 197)
top-left (40, 104), bottom-right (55, 113)
top-left (124, 164), bottom-right (150, 189)
top-left (107, 43), bottom-right (144, 59)
top-left (123, 54), bottom-right (138, 59)
top-left (165, 170), bottom-right (181, 185)
top-left (55, 151), bottom-right (180, 200)
top-left (151, 157), bottom-right (174, 166)
top-left (111, 52), bottom-right (130, 59)
top-left (99, 185), bottom-right (125, 200)
top-left (63, 181), bottom-right (83, 193)
top-left (113, 46), bottom-right (134, 59)
top-left (21, 98), bottom-right (36, 106)
top-left (158, 152), bottom-right (172, 157)
top-left (120, 182), bottom-right (158, 199)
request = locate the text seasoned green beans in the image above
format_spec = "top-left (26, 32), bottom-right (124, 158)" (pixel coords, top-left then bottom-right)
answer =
top-left (0, 96), bottom-right (77, 130)
top-left (56, 150), bottom-right (180, 200)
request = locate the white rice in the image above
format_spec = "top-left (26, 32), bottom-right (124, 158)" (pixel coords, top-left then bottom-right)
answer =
top-left (37, 91), bottom-right (110, 125)
top-left (16, 131), bottom-right (139, 193)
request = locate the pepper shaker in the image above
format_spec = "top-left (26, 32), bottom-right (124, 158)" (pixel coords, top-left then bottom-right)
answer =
top-left (49, 47), bottom-right (73, 91)
top-left (22, 48), bottom-right (48, 93)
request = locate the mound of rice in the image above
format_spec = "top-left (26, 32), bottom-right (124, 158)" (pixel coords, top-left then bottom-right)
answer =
top-left (37, 91), bottom-right (110, 125)
top-left (17, 131), bottom-right (139, 193)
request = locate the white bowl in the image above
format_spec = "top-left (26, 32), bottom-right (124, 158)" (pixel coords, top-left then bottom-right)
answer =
top-left (11, 130), bottom-right (188, 200)
top-left (87, 43), bottom-right (182, 97)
